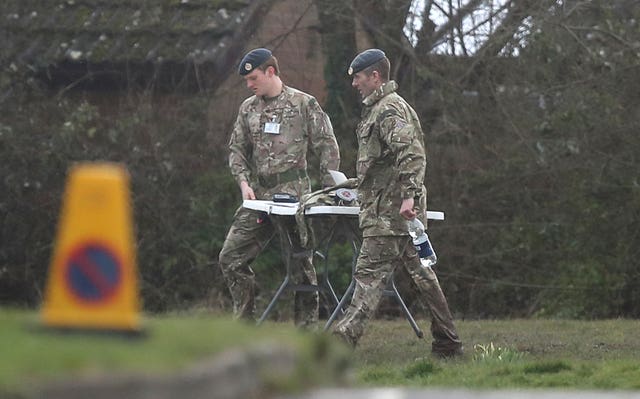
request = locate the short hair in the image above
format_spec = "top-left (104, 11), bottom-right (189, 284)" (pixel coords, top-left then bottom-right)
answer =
top-left (257, 55), bottom-right (280, 76)
top-left (362, 57), bottom-right (390, 81)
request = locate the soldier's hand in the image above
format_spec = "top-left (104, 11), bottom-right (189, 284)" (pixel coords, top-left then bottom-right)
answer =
top-left (240, 181), bottom-right (256, 200)
top-left (399, 198), bottom-right (416, 220)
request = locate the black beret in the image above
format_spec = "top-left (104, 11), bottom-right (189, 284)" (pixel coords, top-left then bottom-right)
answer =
top-left (348, 49), bottom-right (386, 76)
top-left (238, 48), bottom-right (272, 76)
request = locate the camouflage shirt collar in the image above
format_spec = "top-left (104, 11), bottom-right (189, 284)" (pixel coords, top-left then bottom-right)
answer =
top-left (260, 84), bottom-right (289, 103)
top-left (363, 80), bottom-right (398, 106)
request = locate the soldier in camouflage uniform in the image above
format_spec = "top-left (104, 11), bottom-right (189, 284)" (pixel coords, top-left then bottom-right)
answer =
top-left (332, 49), bottom-right (463, 357)
top-left (219, 48), bottom-right (340, 327)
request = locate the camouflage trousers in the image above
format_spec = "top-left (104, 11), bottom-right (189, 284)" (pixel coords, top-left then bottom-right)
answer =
top-left (218, 206), bottom-right (319, 327)
top-left (333, 235), bottom-right (462, 356)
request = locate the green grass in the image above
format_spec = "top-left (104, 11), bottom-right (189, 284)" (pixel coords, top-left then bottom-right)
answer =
top-left (353, 319), bottom-right (640, 390)
top-left (3, 309), bottom-right (640, 395)
top-left (0, 308), bottom-right (348, 395)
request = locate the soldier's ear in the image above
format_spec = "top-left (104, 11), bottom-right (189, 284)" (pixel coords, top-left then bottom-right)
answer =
top-left (266, 65), bottom-right (276, 77)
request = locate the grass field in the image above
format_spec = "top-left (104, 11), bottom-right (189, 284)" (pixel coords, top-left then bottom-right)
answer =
top-left (353, 318), bottom-right (640, 390)
top-left (2, 308), bottom-right (640, 395)
top-left (0, 308), bottom-right (347, 396)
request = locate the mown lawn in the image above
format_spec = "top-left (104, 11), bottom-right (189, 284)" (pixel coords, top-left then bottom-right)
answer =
top-left (2, 308), bottom-right (640, 396)
top-left (0, 308), bottom-right (346, 396)
top-left (353, 318), bottom-right (640, 390)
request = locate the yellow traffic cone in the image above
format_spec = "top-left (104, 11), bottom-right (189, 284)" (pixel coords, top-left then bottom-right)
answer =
top-left (41, 162), bottom-right (142, 334)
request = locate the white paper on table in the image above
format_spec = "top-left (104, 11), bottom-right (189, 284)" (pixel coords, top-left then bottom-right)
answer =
top-left (243, 199), bottom-right (299, 215)
top-left (242, 199), bottom-right (445, 219)
top-left (329, 170), bottom-right (348, 185)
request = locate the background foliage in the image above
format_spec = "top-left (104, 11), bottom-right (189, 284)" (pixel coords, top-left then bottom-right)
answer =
top-left (1, 0), bottom-right (639, 318)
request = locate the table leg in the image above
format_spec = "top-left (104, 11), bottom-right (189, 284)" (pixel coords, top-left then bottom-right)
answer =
top-left (386, 278), bottom-right (424, 338)
top-left (323, 280), bottom-right (355, 331)
top-left (257, 217), bottom-right (293, 325)
top-left (257, 275), bottom-right (290, 325)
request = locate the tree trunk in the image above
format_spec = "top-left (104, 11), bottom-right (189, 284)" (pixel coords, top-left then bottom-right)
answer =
top-left (313, 0), bottom-right (360, 176)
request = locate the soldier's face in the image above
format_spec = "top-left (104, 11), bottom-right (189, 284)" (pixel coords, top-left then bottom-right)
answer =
top-left (244, 68), bottom-right (270, 96)
top-left (352, 71), bottom-right (379, 99)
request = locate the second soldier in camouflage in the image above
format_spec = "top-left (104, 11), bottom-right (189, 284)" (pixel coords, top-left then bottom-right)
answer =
top-left (333, 49), bottom-right (463, 357)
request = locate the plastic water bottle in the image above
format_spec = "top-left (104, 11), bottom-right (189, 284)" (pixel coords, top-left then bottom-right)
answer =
top-left (407, 218), bottom-right (437, 268)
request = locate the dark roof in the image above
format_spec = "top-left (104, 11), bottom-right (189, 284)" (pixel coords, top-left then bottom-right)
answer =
top-left (1, 0), bottom-right (273, 91)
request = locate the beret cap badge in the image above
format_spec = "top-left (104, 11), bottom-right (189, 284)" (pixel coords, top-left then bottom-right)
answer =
top-left (238, 48), bottom-right (272, 76)
top-left (348, 48), bottom-right (386, 75)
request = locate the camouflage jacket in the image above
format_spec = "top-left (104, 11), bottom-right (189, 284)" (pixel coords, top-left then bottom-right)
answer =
top-left (228, 85), bottom-right (340, 199)
top-left (356, 80), bottom-right (428, 237)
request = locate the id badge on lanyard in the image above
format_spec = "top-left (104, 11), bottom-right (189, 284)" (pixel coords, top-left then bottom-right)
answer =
top-left (264, 115), bottom-right (280, 135)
